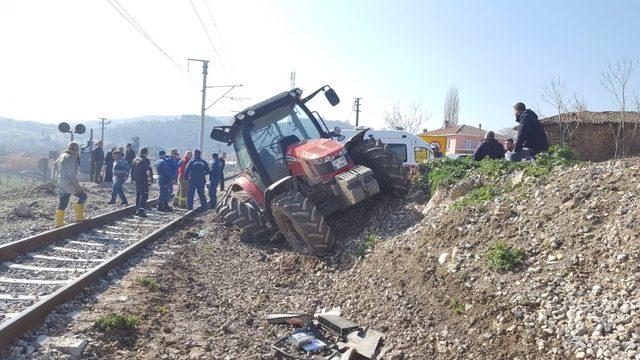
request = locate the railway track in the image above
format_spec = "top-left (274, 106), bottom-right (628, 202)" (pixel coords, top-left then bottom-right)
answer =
top-left (0, 198), bottom-right (195, 349)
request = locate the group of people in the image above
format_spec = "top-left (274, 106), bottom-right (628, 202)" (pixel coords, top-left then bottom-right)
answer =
top-left (53, 140), bottom-right (227, 227)
top-left (89, 142), bottom-right (136, 183)
top-left (472, 102), bottom-right (549, 162)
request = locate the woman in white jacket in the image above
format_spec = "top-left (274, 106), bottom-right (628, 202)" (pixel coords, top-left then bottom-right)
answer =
top-left (54, 142), bottom-right (87, 227)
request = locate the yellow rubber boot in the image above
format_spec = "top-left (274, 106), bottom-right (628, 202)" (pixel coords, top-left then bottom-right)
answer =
top-left (74, 203), bottom-right (86, 222)
top-left (54, 210), bottom-right (65, 228)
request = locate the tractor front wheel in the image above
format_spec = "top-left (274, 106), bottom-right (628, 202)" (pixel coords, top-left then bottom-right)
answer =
top-left (350, 138), bottom-right (410, 196)
top-left (271, 190), bottom-right (334, 256)
top-left (215, 188), bottom-right (268, 235)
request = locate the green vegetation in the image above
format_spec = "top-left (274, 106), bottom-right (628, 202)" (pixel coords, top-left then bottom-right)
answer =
top-left (155, 305), bottom-right (169, 314)
top-left (355, 234), bottom-right (379, 257)
top-left (452, 185), bottom-right (500, 209)
top-left (137, 276), bottom-right (159, 291)
top-left (450, 297), bottom-right (466, 314)
top-left (95, 313), bottom-right (140, 332)
top-left (486, 242), bottom-right (526, 271)
top-left (416, 145), bottom-right (578, 209)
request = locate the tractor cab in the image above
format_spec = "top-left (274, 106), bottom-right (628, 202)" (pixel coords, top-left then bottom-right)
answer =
top-left (211, 86), bottom-right (343, 193)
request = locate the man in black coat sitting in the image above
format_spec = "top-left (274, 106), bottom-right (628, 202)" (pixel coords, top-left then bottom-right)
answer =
top-left (508, 102), bottom-right (549, 161)
top-left (473, 131), bottom-right (505, 161)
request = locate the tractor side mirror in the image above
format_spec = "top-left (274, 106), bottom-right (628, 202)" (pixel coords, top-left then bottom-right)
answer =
top-left (210, 128), bottom-right (230, 143)
top-left (325, 88), bottom-right (340, 106)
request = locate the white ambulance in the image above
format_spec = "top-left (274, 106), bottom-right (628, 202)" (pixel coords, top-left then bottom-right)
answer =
top-left (337, 127), bottom-right (434, 170)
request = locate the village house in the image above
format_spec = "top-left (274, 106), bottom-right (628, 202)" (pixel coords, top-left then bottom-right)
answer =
top-left (420, 122), bottom-right (506, 155)
top-left (540, 111), bottom-right (640, 161)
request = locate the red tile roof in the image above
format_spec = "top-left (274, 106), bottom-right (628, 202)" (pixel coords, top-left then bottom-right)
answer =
top-left (541, 111), bottom-right (640, 124)
top-left (421, 124), bottom-right (505, 139)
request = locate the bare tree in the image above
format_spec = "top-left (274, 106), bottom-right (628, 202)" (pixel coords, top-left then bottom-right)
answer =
top-left (571, 93), bottom-right (588, 112)
top-left (540, 77), bottom-right (568, 114)
top-left (540, 77), bottom-right (569, 144)
top-left (601, 59), bottom-right (637, 111)
top-left (601, 59), bottom-right (638, 157)
top-left (499, 127), bottom-right (517, 140)
top-left (443, 85), bottom-right (459, 126)
top-left (383, 102), bottom-right (431, 134)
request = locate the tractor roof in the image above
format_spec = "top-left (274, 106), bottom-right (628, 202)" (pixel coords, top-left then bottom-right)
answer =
top-left (229, 88), bottom-right (303, 128)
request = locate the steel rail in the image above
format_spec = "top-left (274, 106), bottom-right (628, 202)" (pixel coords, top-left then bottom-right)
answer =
top-left (0, 199), bottom-right (159, 261)
top-left (0, 206), bottom-right (197, 349)
top-left (0, 173), bottom-right (239, 349)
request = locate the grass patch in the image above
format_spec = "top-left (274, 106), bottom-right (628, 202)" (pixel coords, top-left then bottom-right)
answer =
top-left (452, 185), bottom-right (500, 209)
top-left (486, 242), bottom-right (525, 271)
top-left (355, 234), bottom-right (379, 257)
top-left (416, 145), bottom-right (578, 197)
top-left (137, 276), bottom-right (159, 291)
top-left (155, 305), bottom-right (169, 314)
top-left (95, 313), bottom-right (140, 332)
top-left (450, 297), bottom-right (465, 314)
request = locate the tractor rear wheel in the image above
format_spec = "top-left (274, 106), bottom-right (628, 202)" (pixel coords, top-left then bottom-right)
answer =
top-left (350, 138), bottom-right (410, 196)
top-left (215, 188), bottom-right (268, 235)
top-left (271, 190), bottom-right (334, 256)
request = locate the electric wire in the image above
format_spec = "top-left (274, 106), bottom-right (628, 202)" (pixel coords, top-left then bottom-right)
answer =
top-left (105, 0), bottom-right (197, 86)
top-left (189, 0), bottom-right (230, 78)
top-left (204, 0), bottom-right (234, 71)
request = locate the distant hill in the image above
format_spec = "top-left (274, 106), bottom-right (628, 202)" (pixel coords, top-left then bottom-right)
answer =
top-left (0, 115), bottom-right (352, 155)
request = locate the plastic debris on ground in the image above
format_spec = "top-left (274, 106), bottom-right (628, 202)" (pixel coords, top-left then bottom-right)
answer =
top-left (267, 308), bottom-right (385, 359)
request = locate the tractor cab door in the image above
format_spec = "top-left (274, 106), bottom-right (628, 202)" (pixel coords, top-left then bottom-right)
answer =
top-left (247, 103), bottom-right (322, 185)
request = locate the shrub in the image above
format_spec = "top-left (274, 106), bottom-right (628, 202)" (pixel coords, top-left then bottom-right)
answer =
top-left (95, 313), bottom-right (140, 332)
top-left (450, 297), bottom-right (465, 314)
top-left (137, 276), bottom-right (159, 291)
top-left (486, 242), bottom-right (525, 271)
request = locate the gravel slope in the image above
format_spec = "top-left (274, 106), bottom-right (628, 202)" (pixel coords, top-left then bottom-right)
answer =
top-left (5, 158), bottom-right (640, 359)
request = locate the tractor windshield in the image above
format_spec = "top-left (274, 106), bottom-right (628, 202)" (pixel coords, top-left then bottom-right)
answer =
top-left (248, 103), bottom-right (321, 182)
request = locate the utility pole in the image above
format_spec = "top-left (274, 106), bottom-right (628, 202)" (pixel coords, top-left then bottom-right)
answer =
top-left (188, 58), bottom-right (209, 152)
top-left (353, 98), bottom-right (362, 127)
top-left (99, 117), bottom-right (110, 144)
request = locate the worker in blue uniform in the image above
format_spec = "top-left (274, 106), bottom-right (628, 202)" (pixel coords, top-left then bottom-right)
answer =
top-left (155, 150), bottom-right (175, 211)
top-left (185, 149), bottom-right (210, 211)
top-left (208, 153), bottom-right (223, 209)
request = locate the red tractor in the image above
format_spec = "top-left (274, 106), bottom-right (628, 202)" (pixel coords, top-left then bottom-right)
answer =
top-left (210, 86), bottom-right (409, 256)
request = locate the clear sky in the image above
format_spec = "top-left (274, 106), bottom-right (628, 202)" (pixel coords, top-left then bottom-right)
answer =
top-left (1, 0), bottom-right (639, 133)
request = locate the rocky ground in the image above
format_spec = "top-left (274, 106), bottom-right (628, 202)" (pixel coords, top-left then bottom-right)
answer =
top-left (3, 158), bottom-right (640, 359)
top-left (0, 181), bottom-right (152, 244)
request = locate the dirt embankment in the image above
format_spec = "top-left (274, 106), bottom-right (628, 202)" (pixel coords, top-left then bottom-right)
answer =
top-left (14, 157), bottom-right (640, 359)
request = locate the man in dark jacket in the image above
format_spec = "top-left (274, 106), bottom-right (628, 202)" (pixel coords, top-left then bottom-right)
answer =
top-left (508, 102), bottom-right (549, 161)
top-left (132, 148), bottom-right (153, 216)
top-left (218, 152), bottom-right (226, 191)
top-left (125, 143), bottom-right (136, 182)
top-left (104, 147), bottom-right (116, 183)
top-left (185, 149), bottom-right (210, 211)
top-left (473, 131), bottom-right (505, 161)
top-left (90, 141), bottom-right (105, 183)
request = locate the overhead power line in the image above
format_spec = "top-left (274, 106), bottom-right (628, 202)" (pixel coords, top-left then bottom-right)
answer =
top-left (204, 0), bottom-right (234, 70)
top-left (105, 0), bottom-right (196, 86)
top-left (189, 0), bottom-right (230, 78)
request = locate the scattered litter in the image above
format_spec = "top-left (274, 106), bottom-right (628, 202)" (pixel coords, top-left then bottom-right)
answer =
top-left (267, 309), bottom-right (385, 359)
